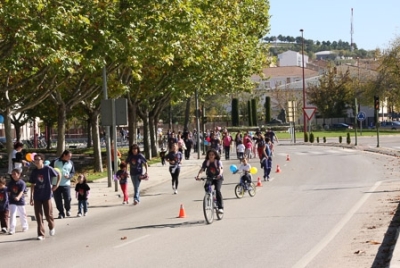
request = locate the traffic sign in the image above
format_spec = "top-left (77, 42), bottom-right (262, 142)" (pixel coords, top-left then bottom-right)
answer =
top-left (357, 111), bottom-right (366, 121)
top-left (303, 107), bottom-right (317, 120)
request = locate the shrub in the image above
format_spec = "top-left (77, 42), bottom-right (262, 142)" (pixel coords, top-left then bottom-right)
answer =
top-left (339, 136), bottom-right (342, 143)
top-left (323, 136), bottom-right (326, 143)
top-left (309, 133), bottom-right (315, 143)
top-left (316, 137), bottom-right (319, 143)
top-left (346, 132), bottom-right (351, 144)
top-left (304, 132), bottom-right (308, 142)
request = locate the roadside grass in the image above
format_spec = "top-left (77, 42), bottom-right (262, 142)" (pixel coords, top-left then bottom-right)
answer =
top-left (276, 129), bottom-right (400, 140)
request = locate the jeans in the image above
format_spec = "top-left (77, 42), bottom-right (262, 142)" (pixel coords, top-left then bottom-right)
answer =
top-left (131, 175), bottom-right (141, 202)
top-left (224, 146), bottom-right (230, 160)
top-left (53, 185), bottom-right (71, 216)
top-left (78, 200), bottom-right (88, 214)
top-left (204, 179), bottom-right (223, 210)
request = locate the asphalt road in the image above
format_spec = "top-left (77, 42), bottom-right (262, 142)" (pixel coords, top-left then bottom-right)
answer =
top-left (1, 142), bottom-right (400, 267)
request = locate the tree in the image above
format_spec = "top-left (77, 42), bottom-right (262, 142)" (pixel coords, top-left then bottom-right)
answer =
top-left (307, 67), bottom-right (353, 120)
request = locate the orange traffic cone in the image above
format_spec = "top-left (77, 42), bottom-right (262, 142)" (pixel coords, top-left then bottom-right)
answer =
top-left (286, 154), bottom-right (290, 161)
top-left (256, 177), bottom-right (263, 187)
top-left (178, 204), bottom-right (186, 218)
top-left (275, 165), bottom-right (281, 173)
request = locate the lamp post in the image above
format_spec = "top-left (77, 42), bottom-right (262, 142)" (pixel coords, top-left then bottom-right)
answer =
top-left (300, 29), bottom-right (307, 135)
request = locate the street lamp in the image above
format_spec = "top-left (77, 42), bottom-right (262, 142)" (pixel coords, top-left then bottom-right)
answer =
top-left (300, 29), bottom-right (307, 135)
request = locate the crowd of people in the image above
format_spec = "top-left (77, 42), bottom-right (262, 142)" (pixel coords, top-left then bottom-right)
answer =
top-left (0, 127), bottom-right (277, 240)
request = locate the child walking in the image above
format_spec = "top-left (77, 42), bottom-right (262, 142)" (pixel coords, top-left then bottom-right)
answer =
top-left (116, 161), bottom-right (130, 204)
top-left (0, 177), bottom-right (9, 233)
top-left (8, 168), bottom-right (29, 234)
top-left (75, 174), bottom-right (90, 217)
top-left (261, 137), bottom-right (273, 181)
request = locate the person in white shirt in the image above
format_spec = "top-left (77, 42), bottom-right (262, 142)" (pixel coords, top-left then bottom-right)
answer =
top-left (235, 157), bottom-right (252, 185)
top-left (236, 140), bottom-right (245, 161)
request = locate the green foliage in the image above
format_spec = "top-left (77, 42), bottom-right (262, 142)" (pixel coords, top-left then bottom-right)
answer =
top-left (309, 132), bottom-right (314, 143)
top-left (251, 98), bottom-right (257, 126)
top-left (323, 136), bottom-right (326, 143)
top-left (247, 100), bottom-right (252, 126)
top-left (316, 136), bottom-right (319, 143)
top-left (307, 67), bottom-right (353, 119)
top-left (339, 136), bottom-right (342, 143)
top-left (304, 132), bottom-right (308, 142)
top-left (346, 132), bottom-right (351, 144)
top-left (265, 96), bottom-right (271, 123)
top-left (232, 99), bottom-right (239, 126)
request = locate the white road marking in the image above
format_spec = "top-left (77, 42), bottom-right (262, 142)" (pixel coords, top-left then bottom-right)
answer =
top-left (113, 234), bottom-right (150, 249)
top-left (292, 181), bottom-right (382, 268)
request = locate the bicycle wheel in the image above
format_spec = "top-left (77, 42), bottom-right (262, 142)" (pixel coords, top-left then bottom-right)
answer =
top-left (234, 184), bottom-right (245, 199)
top-left (215, 193), bottom-right (224, 220)
top-left (248, 182), bottom-right (257, 197)
top-left (203, 193), bottom-right (214, 224)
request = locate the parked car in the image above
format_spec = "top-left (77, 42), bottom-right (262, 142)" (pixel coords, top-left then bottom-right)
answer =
top-left (330, 123), bottom-right (353, 130)
top-left (379, 121), bottom-right (400, 130)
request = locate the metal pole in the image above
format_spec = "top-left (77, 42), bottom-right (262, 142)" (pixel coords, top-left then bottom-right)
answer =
top-left (103, 67), bottom-right (112, 188)
top-left (111, 99), bottom-right (118, 191)
top-left (354, 98), bottom-right (357, 146)
top-left (195, 88), bottom-right (201, 159)
top-left (300, 29), bottom-right (307, 137)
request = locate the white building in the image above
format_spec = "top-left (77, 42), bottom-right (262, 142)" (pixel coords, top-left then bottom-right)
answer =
top-left (278, 50), bottom-right (308, 67)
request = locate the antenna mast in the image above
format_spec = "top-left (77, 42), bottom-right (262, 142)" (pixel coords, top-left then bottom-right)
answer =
top-left (351, 8), bottom-right (354, 51)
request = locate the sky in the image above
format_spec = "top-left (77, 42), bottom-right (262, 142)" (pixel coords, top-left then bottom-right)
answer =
top-left (267, 0), bottom-right (400, 50)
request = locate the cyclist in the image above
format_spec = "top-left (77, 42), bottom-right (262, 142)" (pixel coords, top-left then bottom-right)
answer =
top-left (235, 157), bottom-right (252, 187)
top-left (196, 149), bottom-right (224, 213)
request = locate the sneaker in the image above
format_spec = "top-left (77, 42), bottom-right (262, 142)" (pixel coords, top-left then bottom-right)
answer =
top-left (122, 201), bottom-right (126, 205)
top-left (58, 215), bottom-right (64, 219)
top-left (174, 189), bottom-right (178, 194)
top-left (83, 212), bottom-right (87, 216)
top-left (50, 229), bottom-right (55, 236)
top-left (8, 232), bottom-right (14, 235)
top-left (1, 227), bottom-right (7, 233)
top-left (37, 236), bottom-right (44, 240)
top-left (66, 211), bottom-right (71, 217)
top-left (133, 200), bottom-right (138, 205)
top-left (77, 213), bottom-right (82, 217)
top-left (218, 208), bottom-right (224, 214)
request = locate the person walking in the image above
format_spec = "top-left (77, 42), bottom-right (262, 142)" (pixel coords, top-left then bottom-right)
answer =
top-left (75, 174), bottom-right (90, 217)
top-left (116, 161), bottom-right (130, 204)
top-left (184, 133), bottom-right (193, 160)
top-left (125, 144), bottom-right (148, 205)
top-left (265, 128), bottom-right (279, 144)
top-left (222, 132), bottom-right (232, 160)
top-left (50, 150), bottom-right (75, 219)
top-left (0, 177), bottom-right (9, 233)
top-left (7, 168), bottom-right (29, 234)
top-left (165, 143), bottom-right (183, 194)
top-left (196, 149), bottom-right (224, 213)
top-left (29, 153), bottom-right (60, 240)
top-left (8, 142), bottom-right (27, 177)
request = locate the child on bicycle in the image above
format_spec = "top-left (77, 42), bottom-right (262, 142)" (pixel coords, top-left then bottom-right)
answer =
top-left (196, 149), bottom-right (224, 213)
top-left (235, 157), bottom-right (252, 186)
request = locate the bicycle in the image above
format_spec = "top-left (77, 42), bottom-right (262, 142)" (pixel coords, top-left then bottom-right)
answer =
top-left (196, 176), bottom-right (224, 224)
top-left (234, 172), bottom-right (256, 199)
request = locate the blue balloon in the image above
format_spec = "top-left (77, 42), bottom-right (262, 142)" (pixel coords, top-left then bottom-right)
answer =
top-left (229, 164), bottom-right (238, 173)
top-left (44, 160), bottom-right (50, 166)
top-left (0, 115), bottom-right (3, 124)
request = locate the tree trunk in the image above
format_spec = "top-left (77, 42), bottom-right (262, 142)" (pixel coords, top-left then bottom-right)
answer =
top-left (141, 113), bottom-right (150, 159)
top-left (127, 98), bottom-right (138, 146)
top-left (90, 112), bottom-right (103, 172)
top-left (149, 113), bottom-right (157, 158)
top-left (183, 97), bottom-right (191, 131)
top-left (5, 107), bottom-right (13, 174)
top-left (56, 104), bottom-right (67, 155)
top-left (86, 119), bottom-right (92, 148)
